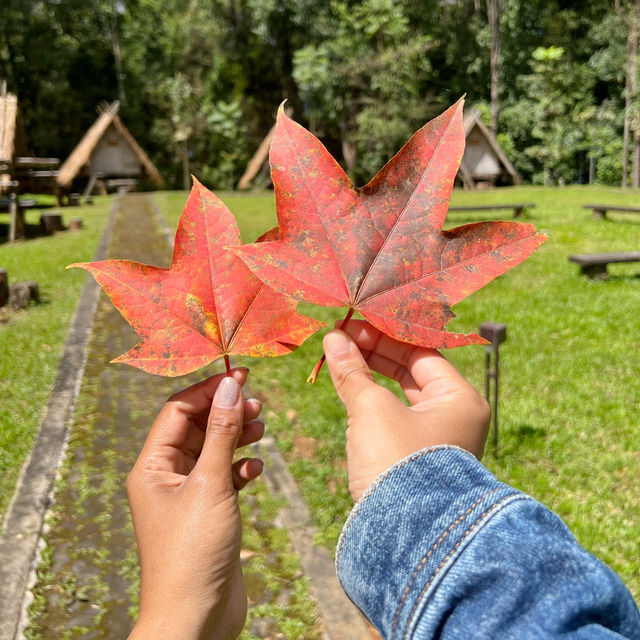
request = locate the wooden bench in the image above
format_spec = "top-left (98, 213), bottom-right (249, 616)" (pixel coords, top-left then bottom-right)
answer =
top-left (583, 204), bottom-right (640, 220)
top-left (0, 197), bottom-right (38, 211)
top-left (448, 203), bottom-right (536, 218)
top-left (105, 178), bottom-right (138, 193)
top-left (569, 252), bottom-right (640, 278)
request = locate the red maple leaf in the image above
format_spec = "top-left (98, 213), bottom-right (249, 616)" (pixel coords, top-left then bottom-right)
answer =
top-left (68, 179), bottom-right (323, 377)
top-left (232, 100), bottom-right (546, 370)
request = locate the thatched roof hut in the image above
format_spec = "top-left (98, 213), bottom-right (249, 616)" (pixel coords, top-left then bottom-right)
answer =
top-left (0, 90), bottom-right (28, 192)
top-left (57, 101), bottom-right (163, 189)
top-left (457, 109), bottom-right (521, 189)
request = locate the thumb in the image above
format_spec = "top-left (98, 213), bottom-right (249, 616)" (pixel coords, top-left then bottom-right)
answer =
top-left (197, 376), bottom-right (243, 476)
top-left (323, 330), bottom-right (377, 409)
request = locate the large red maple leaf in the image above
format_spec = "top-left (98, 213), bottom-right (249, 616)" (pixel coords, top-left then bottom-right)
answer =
top-left (68, 179), bottom-right (323, 377)
top-left (232, 99), bottom-right (546, 354)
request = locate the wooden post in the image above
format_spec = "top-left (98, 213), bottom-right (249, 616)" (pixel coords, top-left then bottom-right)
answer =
top-left (9, 192), bottom-right (25, 242)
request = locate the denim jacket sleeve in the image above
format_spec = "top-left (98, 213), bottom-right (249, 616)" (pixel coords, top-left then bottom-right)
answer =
top-left (335, 445), bottom-right (640, 640)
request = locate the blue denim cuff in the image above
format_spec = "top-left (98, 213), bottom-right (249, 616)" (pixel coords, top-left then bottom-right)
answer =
top-left (335, 445), bottom-right (524, 639)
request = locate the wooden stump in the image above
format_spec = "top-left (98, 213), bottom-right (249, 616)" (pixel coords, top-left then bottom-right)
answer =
top-left (0, 268), bottom-right (8, 307)
top-left (69, 193), bottom-right (81, 206)
top-left (9, 281), bottom-right (39, 310)
top-left (9, 192), bottom-right (26, 242)
top-left (69, 217), bottom-right (84, 231)
top-left (41, 212), bottom-right (65, 234)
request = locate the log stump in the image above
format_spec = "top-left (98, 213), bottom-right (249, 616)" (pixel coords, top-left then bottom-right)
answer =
top-left (0, 268), bottom-right (8, 307)
top-left (69, 217), bottom-right (84, 231)
top-left (41, 212), bottom-right (65, 234)
top-left (69, 193), bottom-right (81, 206)
top-left (9, 281), bottom-right (39, 310)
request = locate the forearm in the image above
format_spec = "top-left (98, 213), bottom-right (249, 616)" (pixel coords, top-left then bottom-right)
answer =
top-left (336, 446), bottom-right (640, 639)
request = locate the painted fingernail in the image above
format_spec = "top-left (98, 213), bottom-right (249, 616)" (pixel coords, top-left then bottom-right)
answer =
top-left (215, 377), bottom-right (239, 408)
top-left (324, 332), bottom-right (351, 359)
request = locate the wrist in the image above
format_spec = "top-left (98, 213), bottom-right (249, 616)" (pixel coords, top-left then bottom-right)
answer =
top-left (129, 614), bottom-right (205, 640)
top-left (129, 592), bottom-right (239, 640)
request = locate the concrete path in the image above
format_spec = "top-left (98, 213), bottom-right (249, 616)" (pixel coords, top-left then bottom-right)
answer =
top-left (2, 194), bottom-right (373, 639)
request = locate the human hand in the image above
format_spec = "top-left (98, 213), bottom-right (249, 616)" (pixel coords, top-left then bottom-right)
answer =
top-left (127, 369), bottom-right (264, 640)
top-left (323, 321), bottom-right (491, 502)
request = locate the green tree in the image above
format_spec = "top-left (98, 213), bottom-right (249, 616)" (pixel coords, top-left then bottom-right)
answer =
top-left (502, 46), bottom-right (595, 185)
top-left (293, 0), bottom-right (435, 183)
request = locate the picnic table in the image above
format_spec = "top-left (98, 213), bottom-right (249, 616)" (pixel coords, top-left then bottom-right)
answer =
top-left (448, 203), bottom-right (536, 218)
top-left (583, 204), bottom-right (640, 220)
top-left (568, 252), bottom-right (640, 278)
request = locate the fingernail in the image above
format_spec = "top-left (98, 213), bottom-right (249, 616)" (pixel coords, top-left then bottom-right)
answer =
top-left (215, 377), bottom-right (239, 408)
top-left (324, 332), bottom-right (351, 359)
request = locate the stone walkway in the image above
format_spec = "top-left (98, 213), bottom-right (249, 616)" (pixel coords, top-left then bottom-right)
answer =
top-left (13, 194), bottom-right (372, 639)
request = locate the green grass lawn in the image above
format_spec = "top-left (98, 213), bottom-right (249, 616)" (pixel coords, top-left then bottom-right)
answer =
top-left (2, 186), bottom-right (637, 605)
top-left (0, 197), bottom-right (112, 518)
top-left (157, 185), bottom-right (640, 601)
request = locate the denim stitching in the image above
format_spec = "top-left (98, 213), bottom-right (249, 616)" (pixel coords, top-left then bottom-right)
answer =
top-left (390, 487), bottom-right (501, 639)
top-left (336, 445), bottom-right (464, 565)
top-left (401, 493), bottom-right (530, 640)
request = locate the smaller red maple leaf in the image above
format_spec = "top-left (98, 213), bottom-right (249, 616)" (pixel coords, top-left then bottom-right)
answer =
top-left (68, 179), bottom-right (323, 377)
top-left (232, 99), bottom-right (547, 380)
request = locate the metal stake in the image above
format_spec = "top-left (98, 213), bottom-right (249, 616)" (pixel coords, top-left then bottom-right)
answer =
top-left (479, 322), bottom-right (507, 456)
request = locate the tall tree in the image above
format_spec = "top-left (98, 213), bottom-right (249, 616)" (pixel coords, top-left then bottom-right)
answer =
top-left (487, 0), bottom-right (502, 134)
top-left (617, 0), bottom-right (640, 187)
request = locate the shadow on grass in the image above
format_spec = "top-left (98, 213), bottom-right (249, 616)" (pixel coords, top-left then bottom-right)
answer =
top-left (0, 219), bottom-right (58, 244)
top-left (492, 423), bottom-right (547, 459)
top-left (515, 423), bottom-right (547, 439)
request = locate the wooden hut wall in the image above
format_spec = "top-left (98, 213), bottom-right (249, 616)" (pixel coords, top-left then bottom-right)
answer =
top-left (89, 123), bottom-right (141, 177)
top-left (462, 124), bottom-right (502, 179)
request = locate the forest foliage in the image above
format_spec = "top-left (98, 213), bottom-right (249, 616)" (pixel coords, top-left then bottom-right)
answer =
top-left (1, 0), bottom-right (639, 190)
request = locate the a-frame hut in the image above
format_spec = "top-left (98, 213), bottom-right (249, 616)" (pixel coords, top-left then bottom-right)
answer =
top-left (239, 107), bottom-right (522, 192)
top-left (57, 101), bottom-right (163, 198)
top-left (1, 85), bottom-right (60, 239)
top-left (457, 109), bottom-right (521, 189)
top-left (0, 91), bottom-right (27, 186)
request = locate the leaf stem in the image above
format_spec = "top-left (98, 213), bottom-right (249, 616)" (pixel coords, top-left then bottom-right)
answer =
top-left (307, 308), bottom-right (355, 384)
top-left (224, 354), bottom-right (232, 377)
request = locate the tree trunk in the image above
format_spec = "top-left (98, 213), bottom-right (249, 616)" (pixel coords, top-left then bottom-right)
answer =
top-left (631, 2), bottom-right (640, 187)
top-left (340, 103), bottom-right (358, 180)
top-left (111, 9), bottom-right (126, 106)
top-left (622, 0), bottom-right (640, 187)
top-left (487, 0), bottom-right (502, 135)
top-left (182, 141), bottom-right (190, 192)
top-left (341, 137), bottom-right (357, 179)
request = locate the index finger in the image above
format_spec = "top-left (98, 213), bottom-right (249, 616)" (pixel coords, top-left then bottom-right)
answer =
top-left (166, 368), bottom-right (249, 418)
top-left (341, 321), bottom-right (473, 400)
top-left (142, 368), bottom-right (249, 453)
